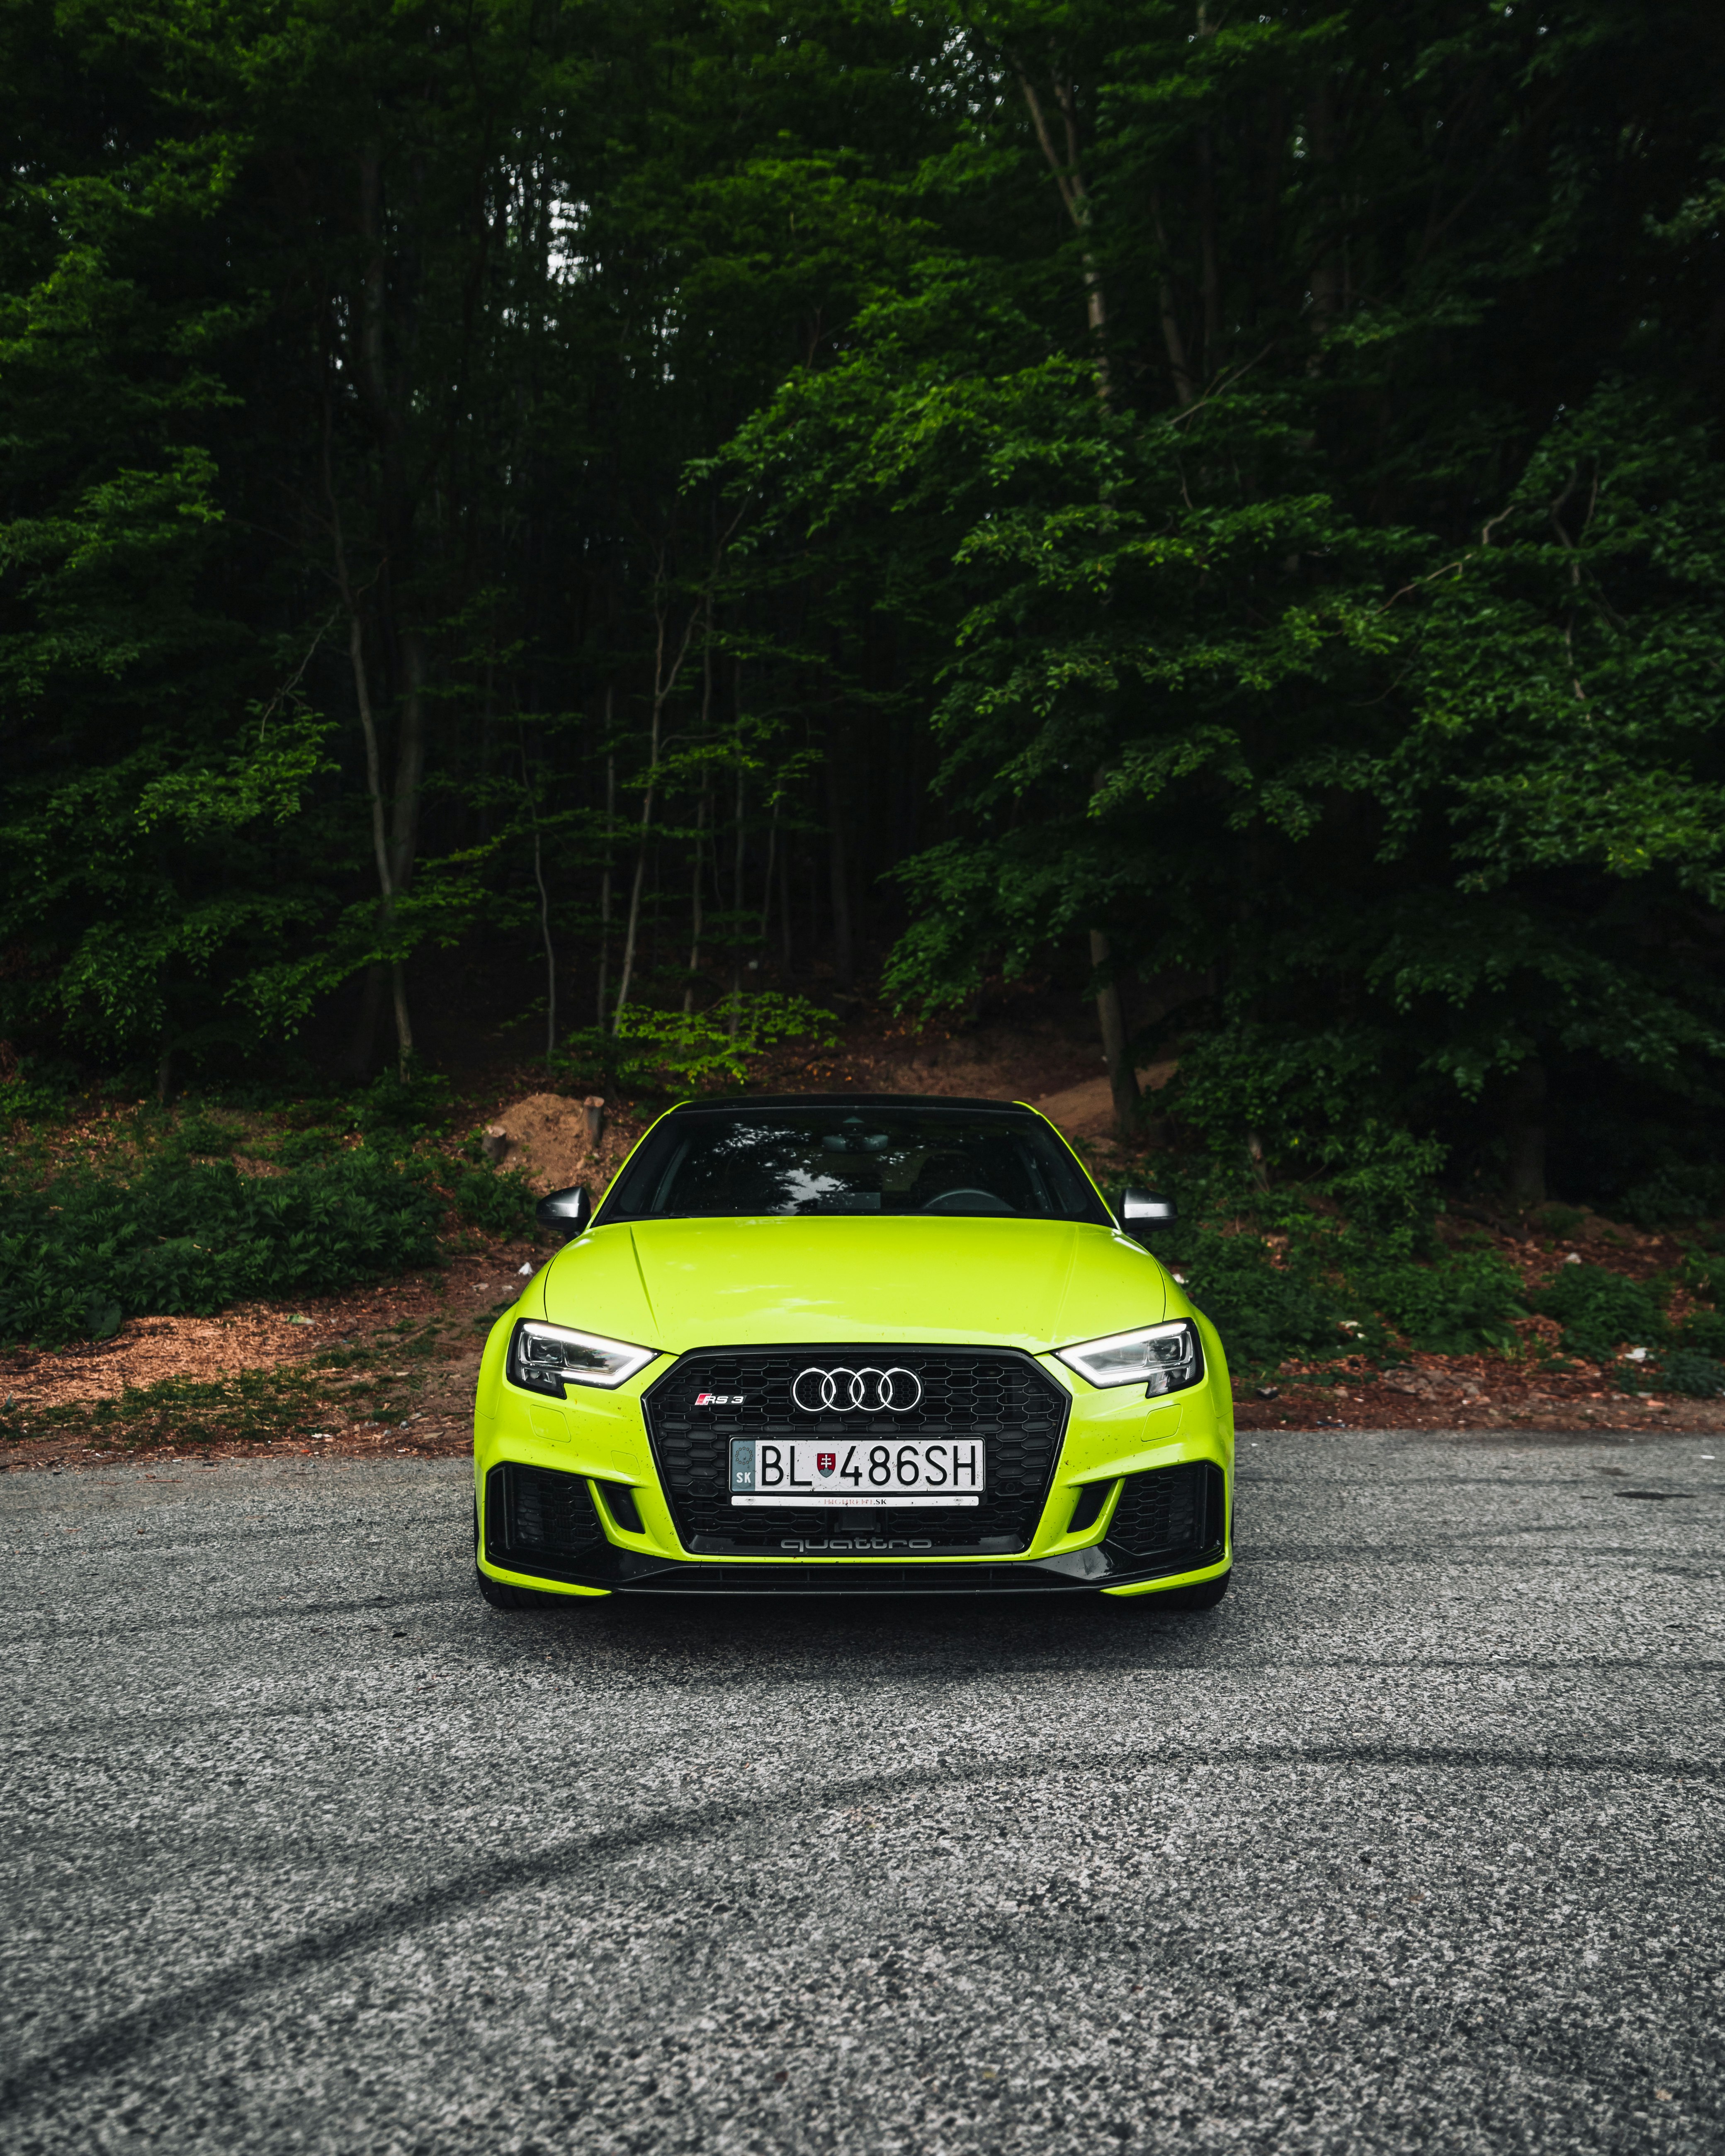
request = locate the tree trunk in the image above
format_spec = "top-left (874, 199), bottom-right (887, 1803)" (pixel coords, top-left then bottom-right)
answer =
top-left (1195, 5), bottom-right (1222, 369)
top-left (1089, 929), bottom-right (1139, 1141)
top-left (1018, 70), bottom-right (1112, 405)
top-left (824, 726), bottom-right (854, 988)
top-left (385, 625), bottom-right (429, 1067)
top-left (1150, 188), bottom-right (1197, 408)
top-left (325, 415), bottom-right (410, 1081)
top-left (683, 784), bottom-right (706, 1015)
top-left (684, 631), bottom-right (718, 1015)
top-left (1504, 1059), bottom-right (1548, 1207)
top-left (780, 829), bottom-right (794, 975)
top-left (347, 141), bottom-right (423, 1082)
top-left (615, 577), bottom-right (704, 1029)
top-left (1305, 73), bottom-right (1343, 362)
top-left (758, 794), bottom-right (779, 946)
top-left (522, 738), bottom-right (555, 1060)
top-left (728, 759), bottom-right (746, 1034)
top-left (596, 708), bottom-right (615, 1025)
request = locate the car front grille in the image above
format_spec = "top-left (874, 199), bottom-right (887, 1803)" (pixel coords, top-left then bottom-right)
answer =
top-left (1107, 1461), bottom-right (1227, 1563)
top-left (641, 1346), bottom-right (1071, 1555)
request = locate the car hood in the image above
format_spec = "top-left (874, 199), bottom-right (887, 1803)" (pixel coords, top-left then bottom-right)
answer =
top-left (537, 1214), bottom-right (1166, 1355)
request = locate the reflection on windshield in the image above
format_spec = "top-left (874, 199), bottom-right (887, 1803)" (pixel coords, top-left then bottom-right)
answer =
top-left (602, 1108), bottom-right (1108, 1224)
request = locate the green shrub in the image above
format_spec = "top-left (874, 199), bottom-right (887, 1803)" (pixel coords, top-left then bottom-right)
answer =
top-left (451, 1164), bottom-right (539, 1238)
top-left (1156, 1163), bottom-right (1521, 1366)
top-left (552, 991), bottom-right (841, 1096)
top-left (1618, 1348), bottom-right (1725, 1399)
top-left (1178, 1231), bottom-right (1346, 1371)
top-left (1678, 1306), bottom-right (1725, 1357)
top-left (177, 1108), bottom-right (237, 1156)
top-left (1351, 1248), bottom-right (1525, 1354)
top-left (272, 1124), bottom-right (347, 1167)
top-left (1532, 1263), bottom-right (1667, 1362)
top-left (0, 1146), bottom-right (444, 1348)
top-left (350, 1066), bottom-right (457, 1146)
top-left (1618, 1162), bottom-right (1725, 1227)
top-left (1322, 1129), bottom-right (1447, 1255)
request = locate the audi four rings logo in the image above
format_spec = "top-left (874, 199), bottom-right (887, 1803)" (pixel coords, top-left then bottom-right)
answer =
top-left (790, 1365), bottom-right (923, 1414)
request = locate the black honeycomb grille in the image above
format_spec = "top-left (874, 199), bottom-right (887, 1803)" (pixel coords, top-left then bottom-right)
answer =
top-left (1107, 1461), bottom-right (1226, 1561)
top-left (486, 1462), bottom-right (605, 1578)
top-left (642, 1346), bottom-right (1071, 1554)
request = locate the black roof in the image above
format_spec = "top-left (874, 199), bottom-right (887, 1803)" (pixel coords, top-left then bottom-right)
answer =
top-left (663, 1092), bottom-right (1038, 1113)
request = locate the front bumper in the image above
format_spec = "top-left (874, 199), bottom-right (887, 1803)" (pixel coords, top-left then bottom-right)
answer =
top-left (473, 1321), bottom-right (1234, 1600)
top-left (480, 1457), bottom-right (1228, 1595)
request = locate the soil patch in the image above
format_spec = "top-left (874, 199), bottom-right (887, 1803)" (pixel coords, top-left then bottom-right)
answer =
top-left (1033, 1061), bottom-right (1178, 1142)
top-left (0, 1240), bottom-right (544, 1472)
top-left (1236, 1348), bottom-right (1725, 1435)
top-left (6, 1001), bottom-right (1722, 1465)
top-left (481, 1091), bottom-right (627, 1193)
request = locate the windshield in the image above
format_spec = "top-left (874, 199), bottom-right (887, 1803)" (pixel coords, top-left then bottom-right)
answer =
top-left (599, 1105), bottom-right (1110, 1225)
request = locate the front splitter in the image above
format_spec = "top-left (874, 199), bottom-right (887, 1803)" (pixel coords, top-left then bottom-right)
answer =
top-left (483, 1538), bottom-right (1227, 1596)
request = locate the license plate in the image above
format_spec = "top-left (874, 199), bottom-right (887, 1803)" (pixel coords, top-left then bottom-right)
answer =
top-left (729, 1437), bottom-right (984, 1507)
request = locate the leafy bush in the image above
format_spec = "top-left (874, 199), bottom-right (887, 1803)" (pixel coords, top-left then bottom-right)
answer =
top-left (1177, 1231), bottom-right (1346, 1371)
top-left (554, 992), bottom-right (840, 1095)
top-left (0, 1146), bottom-right (444, 1348)
top-left (0, 1075), bottom-right (76, 1125)
top-left (1617, 1163), bottom-right (1725, 1228)
top-left (272, 1124), bottom-right (347, 1167)
top-left (1351, 1248), bottom-right (1525, 1354)
top-left (1678, 1306), bottom-right (1725, 1357)
top-left (1166, 1030), bottom-right (1445, 1252)
top-left (1618, 1348), bottom-right (1725, 1399)
top-left (177, 1108), bottom-right (239, 1156)
top-left (351, 1066), bottom-right (457, 1146)
top-left (1152, 1164), bottom-right (1522, 1367)
top-left (1319, 1130), bottom-right (1447, 1256)
top-left (1532, 1263), bottom-right (1667, 1362)
top-left (451, 1164), bottom-right (539, 1238)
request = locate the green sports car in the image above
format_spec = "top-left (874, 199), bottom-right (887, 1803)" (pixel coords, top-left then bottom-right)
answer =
top-left (473, 1094), bottom-right (1232, 1605)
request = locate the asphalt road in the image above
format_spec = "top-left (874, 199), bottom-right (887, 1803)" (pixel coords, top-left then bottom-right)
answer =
top-left (2, 1432), bottom-right (1721, 2156)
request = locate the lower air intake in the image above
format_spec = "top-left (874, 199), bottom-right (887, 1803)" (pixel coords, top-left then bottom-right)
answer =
top-left (1107, 1461), bottom-right (1227, 1564)
top-left (486, 1463), bottom-right (605, 1578)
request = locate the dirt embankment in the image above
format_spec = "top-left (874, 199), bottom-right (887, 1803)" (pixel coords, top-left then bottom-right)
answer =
top-left (5, 1024), bottom-right (1720, 1465)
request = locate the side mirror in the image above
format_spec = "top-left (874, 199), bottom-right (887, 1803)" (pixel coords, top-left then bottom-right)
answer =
top-left (535, 1185), bottom-right (593, 1242)
top-left (1118, 1187), bottom-right (1176, 1235)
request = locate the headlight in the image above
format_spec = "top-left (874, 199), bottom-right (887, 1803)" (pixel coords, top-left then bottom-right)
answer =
top-left (508, 1319), bottom-right (656, 1396)
top-left (1055, 1319), bottom-right (1204, 1396)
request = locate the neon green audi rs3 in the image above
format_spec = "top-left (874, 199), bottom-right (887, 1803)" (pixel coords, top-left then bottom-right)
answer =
top-left (472, 1095), bottom-right (1233, 1605)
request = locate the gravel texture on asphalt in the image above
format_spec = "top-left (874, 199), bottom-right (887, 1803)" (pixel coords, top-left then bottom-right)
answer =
top-left (1, 1432), bottom-right (1721, 2155)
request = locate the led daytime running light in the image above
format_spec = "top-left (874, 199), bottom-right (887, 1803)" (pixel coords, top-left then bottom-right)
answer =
top-left (508, 1318), bottom-right (656, 1396)
top-left (1054, 1319), bottom-right (1203, 1395)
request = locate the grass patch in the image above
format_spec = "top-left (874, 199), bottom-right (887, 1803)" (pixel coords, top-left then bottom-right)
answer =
top-left (0, 1321), bottom-right (458, 1451)
top-left (0, 1365), bottom-right (333, 1449)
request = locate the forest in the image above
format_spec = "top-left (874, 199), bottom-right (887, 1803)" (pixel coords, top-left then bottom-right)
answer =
top-left (4, 0), bottom-right (1724, 1224)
